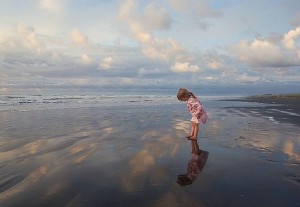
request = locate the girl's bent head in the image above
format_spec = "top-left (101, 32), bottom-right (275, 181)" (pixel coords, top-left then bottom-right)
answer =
top-left (177, 88), bottom-right (190, 101)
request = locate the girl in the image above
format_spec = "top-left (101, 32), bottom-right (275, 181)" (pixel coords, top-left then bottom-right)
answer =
top-left (177, 88), bottom-right (208, 140)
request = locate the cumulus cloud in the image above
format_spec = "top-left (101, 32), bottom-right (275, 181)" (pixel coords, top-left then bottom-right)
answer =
top-left (119, 0), bottom-right (183, 61)
top-left (0, 25), bottom-right (46, 55)
top-left (283, 26), bottom-right (300, 49)
top-left (141, 37), bottom-right (182, 61)
top-left (39, 0), bottom-right (63, 12)
top-left (80, 54), bottom-right (92, 64)
top-left (70, 29), bottom-right (90, 47)
top-left (100, 56), bottom-right (114, 69)
top-left (19, 25), bottom-right (46, 54)
top-left (233, 39), bottom-right (282, 66)
top-left (201, 50), bottom-right (231, 73)
top-left (207, 61), bottom-right (222, 70)
top-left (233, 27), bottom-right (300, 68)
top-left (170, 61), bottom-right (199, 73)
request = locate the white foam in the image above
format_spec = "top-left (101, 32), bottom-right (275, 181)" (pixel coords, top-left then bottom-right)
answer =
top-left (0, 94), bottom-right (178, 112)
top-left (266, 116), bottom-right (279, 124)
top-left (270, 109), bottom-right (300, 117)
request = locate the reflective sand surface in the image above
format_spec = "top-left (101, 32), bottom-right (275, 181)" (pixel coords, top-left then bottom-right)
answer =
top-left (0, 101), bottom-right (299, 206)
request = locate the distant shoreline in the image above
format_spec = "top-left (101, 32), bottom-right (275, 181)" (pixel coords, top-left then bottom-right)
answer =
top-left (221, 93), bottom-right (300, 109)
top-left (247, 93), bottom-right (300, 101)
top-left (243, 93), bottom-right (300, 111)
top-left (219, 93), bottom-right (300, 126)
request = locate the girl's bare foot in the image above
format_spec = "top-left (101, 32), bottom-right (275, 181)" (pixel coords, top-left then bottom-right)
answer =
top-left (185, 135), bottom-right (192, 138)
top-left (188, 137), bottom-right (197, 140)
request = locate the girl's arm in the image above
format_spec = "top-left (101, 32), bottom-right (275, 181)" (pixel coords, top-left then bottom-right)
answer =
top-left (188, 99), bottom-right (202, 117)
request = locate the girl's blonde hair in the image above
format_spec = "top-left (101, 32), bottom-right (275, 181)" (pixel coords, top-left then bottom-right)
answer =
top-left (177, 88), bottom-right (196, 101)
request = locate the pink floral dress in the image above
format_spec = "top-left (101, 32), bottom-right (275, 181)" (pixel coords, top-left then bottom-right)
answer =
top-left (187, 97), bottom-right (208, 124)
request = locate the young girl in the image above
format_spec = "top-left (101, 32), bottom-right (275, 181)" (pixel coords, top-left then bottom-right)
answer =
top-left (177, 88), bottom-right (208, 140)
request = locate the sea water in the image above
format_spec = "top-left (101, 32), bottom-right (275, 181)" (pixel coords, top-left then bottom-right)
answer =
top-left (0, 93), bottom-right (264, 112)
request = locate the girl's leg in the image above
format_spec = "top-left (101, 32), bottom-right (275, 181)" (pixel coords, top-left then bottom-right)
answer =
top-left (190, 122), bottom-right (199, 139)
top-left (186, 122), bottom-right (195, 138)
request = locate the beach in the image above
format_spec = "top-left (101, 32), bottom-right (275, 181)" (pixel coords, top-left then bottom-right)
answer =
top-left (0, 94), bottom-right (299, 207)
top-left (221, 94), bottom-right (300, 127)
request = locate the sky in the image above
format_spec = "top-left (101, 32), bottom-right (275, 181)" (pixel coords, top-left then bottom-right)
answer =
top-left (0, 0), bottom-right (300, 95)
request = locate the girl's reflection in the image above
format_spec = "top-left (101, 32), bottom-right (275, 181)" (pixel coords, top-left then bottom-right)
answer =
top-left (177, 140), bottom-right (209, 186)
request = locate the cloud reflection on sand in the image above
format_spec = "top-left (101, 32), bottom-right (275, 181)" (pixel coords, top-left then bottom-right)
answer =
top-left (122, 132), bottom-right (182, 193)
top-left (172, 119), bottom-right (190, 133)
top-left (70, 142), bottom-right (96, 164)
top-left (0, 112), bottom-right (118, 205)
top-left (0, 166), bottom-right (48, 202)
top-left (206, 108), bottom-right (300, 166)
top-left (130, 134), bottom-right (175, 173)
top-left (240, 124), bottom-right (300, 165)
top-left (283, 140), bottom-right (300, 163)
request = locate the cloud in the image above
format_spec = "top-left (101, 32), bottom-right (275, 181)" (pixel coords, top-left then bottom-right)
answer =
top-left (80, 54), bottom-right (92, 65)
top-left (0, 87), bottom-right (9, 92)
top-left (118, 0), bottom-right (137, 19)
top-left (100, 56), bottom-right (114, 69)
top-left (119, 0), bottom-right (183, 61)
top-left (283, 26), bottom-right (300, 49)
top-left (0, 25), bottom-right (49, 60)
top-left (138, 67), bottom-right (159, 75)
top-left (39, 0), bottom-right (63, 12)
top-left (144, 3), bottom-right (171, 31)
top-left (137, 67), bottom-right (167, 78)
top-left (170, 61), bottom-right (199, 73)
top-left (219, 70), bottom-right (264, 84)
top-left (233, 38), bottom-right (282, 66)
top-left (203, 50), bottom-right (225, 70)
top-left (237, 73), bottom-right (262, 83)
top-left (167, 0), bottom-right (220, 17)
top-left (198, 76), bottom-right (218, 81)
top-left (207, 61), bottom-right (222, 70)
top-left (70, 29), bottom-right (90, 47)
top-left (166, 0), bottom-right (188, 11)
top-left (233, 27), bottom-right (300, 68)
top-left (141, 37), bottom-right (182, 61)
top-left (17, 25), bottom-right (46, 54)
top-left (193, 0), bottom-right (221, 18)
top-left (166, 0), bottom-right (221, 29)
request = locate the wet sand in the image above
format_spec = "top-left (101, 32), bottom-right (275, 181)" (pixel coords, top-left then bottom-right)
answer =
top-left (0, 99), bottom-right (299, 207)
top-left (221, 93), bottom-right (300, 127)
